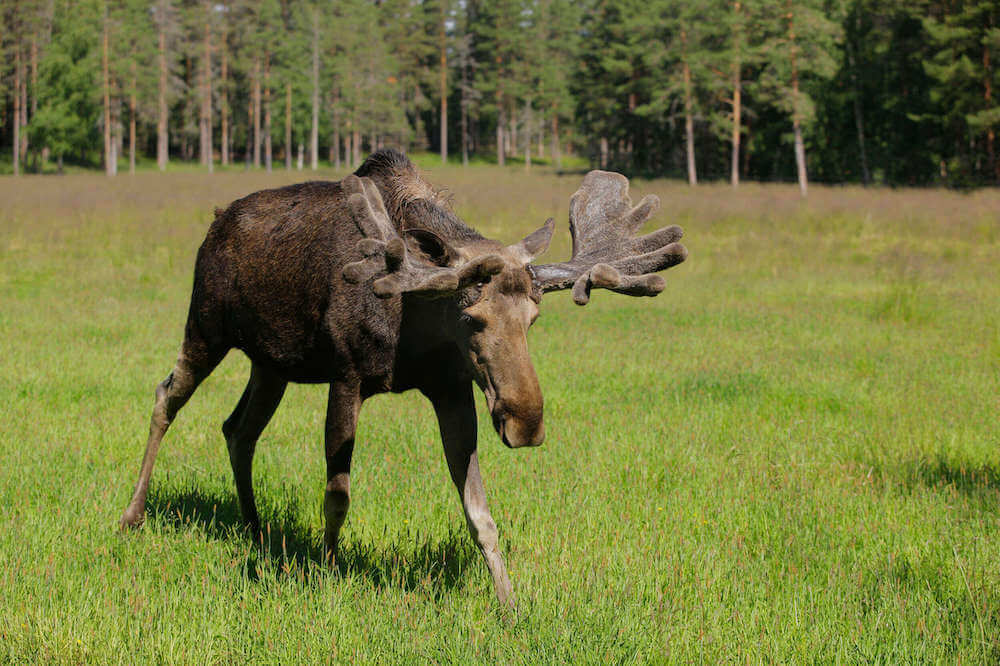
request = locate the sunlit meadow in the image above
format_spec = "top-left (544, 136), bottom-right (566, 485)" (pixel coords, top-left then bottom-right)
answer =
top-left (1, 162), bottom-right (998, 662)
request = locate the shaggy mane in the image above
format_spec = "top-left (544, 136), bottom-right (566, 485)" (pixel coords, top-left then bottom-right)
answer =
top-left (354, 149), bottom-right (485, 244)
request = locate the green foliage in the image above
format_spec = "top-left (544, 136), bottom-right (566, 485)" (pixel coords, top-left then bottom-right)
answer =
top-left (2, 0), bottom-right (1000, 184)
top-left (756, 0), bottom-right (841, 126)
top-left (923, 0), bottom-right (1000, 183)
top-left (28, 0), bottom-right (101, 165)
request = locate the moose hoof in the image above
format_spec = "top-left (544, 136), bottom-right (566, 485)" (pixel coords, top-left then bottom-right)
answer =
top-left (118, 508), bottom-right (145, 531)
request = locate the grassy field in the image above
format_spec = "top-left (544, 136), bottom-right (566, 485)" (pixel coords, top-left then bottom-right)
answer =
top-left (1, 165), bottom-right (998, 662)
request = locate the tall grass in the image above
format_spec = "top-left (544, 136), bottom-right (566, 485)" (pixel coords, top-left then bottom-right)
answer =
top-left (0, 166), bottom-right (998, 662)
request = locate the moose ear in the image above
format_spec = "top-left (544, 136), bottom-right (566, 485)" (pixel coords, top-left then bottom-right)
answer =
top-left (403, 228), bottom-right (455, 267)
top-left (508, 218), bottom-right (555, 264)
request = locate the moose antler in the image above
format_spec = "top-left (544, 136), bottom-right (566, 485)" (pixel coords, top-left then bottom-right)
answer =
top-left (530, 171), bottom-right (688, 305)
top-left (341, 175), bottom-right (505, 298)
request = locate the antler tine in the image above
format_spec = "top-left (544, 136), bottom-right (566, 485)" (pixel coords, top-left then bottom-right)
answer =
top-left (342, 175), bottom-right (505, 298)
top-left (530, 170), bottom-right (687, 305)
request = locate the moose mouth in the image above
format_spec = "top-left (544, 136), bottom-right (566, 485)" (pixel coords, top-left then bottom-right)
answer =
top-left (493, 410), bottom-right (515, 449)
top-left (492, 407), bottom-right (545, 449)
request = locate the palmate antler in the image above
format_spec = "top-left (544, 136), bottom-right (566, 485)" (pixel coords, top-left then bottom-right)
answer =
top-left (530, 171), bottom-right (688, 305)
top-left (341, 175), bottom-right (505, 297)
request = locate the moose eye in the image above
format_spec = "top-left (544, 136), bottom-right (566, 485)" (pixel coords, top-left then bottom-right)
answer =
top-left (460, 313), bottom-right (486, 331)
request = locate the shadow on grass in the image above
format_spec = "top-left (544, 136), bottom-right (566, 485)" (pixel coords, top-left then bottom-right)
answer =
top-left (907, 458), bottom-right (1000, 496)
top-left (146, 484), bottom-right (478, 594)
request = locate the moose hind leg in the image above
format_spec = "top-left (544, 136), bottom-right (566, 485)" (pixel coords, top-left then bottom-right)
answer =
top-left (119, 341), bottom-right (223, 530)
top-left (222, 363), bottom-right (287, 534)
top-left (323, 383), bottom-right (360, 566)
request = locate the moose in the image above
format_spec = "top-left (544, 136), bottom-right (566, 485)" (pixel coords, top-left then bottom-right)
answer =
top-left (119, 149), bottom-right (687, 607)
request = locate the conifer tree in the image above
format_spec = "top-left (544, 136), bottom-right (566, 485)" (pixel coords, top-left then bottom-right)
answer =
top-left (28, 0), bottom-right (102, 172)
top-left (758, 0), bottom-right (840, 195)
top-left (925, 0), bottom-right (1000, 183)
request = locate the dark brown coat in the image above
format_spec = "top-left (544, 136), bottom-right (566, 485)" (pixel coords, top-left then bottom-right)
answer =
top-left (119, 149), bottom-right (687, 608)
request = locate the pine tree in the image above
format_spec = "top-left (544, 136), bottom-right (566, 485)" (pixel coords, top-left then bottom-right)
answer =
top-left (641, 0), bottom-right (715, 184)
top-left (576, 0), bottom-right (645, 171)
top-left (470, 0), bottom-right (524, 166)
top-left (925, 0), bottom-right (1000, 183)
top-left (758, 0), bottom-right (840, 196)
top-left (111, 0), bottom-right (156, 175)
top-left (308, 1), bottom-right (321, 170)
top-left (537, 0), bottom-right (580, 169)
top-left (195, 0), bottom-right (215, 172)
top-left (152, 0), bottom-right (179, 171)
top-left (28, 0), bottom-right (102, 172)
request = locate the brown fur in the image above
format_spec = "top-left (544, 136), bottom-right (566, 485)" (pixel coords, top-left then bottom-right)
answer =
top-left (118, 149), bottom-right (685, 609)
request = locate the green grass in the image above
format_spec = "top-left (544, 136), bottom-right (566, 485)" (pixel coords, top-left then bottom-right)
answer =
top-left (0, 166), bottom-right (998, 662)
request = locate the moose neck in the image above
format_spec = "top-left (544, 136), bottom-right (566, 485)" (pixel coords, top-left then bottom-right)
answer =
top-left (392, 294), bottom-right (471, 395)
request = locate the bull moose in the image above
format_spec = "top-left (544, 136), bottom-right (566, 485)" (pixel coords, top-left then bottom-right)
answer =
top-left (119, 149), bottom-right (687, 607)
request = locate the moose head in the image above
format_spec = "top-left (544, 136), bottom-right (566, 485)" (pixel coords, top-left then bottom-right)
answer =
top-left (341, 169), bottom-right (688, 449)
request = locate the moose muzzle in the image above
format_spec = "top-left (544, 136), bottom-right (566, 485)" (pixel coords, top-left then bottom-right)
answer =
top-left (492, 399), bottom-right (545, 448)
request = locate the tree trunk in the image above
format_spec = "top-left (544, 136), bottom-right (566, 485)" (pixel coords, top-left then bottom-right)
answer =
top-left (264, 65), bottom-right (272, 173)
top-left (788, 10), bottom-right (806, 197)
top-left (730, 1), bottom-right (742, 187)
top-left (524, 101), bottom-right (531, 172)
top-left (730, 68), bottom-right (741, 187)
top-left (496, 108), bottom-right (505, 167)
top-left (130, 66), bottom-right (137, 175)
top-left (352, 128), bottom-right (361, 166)
top-left (682, 54), bottom-right (697, 186)
top-left (600, 136), bottom-right (609, 169)
top-left (460, 42), bottom-right (469, 167)
top-left (742, 115), bottom-right (751, 180)
top-left (253, 59), bottom-right (261, 168)
top-left (30, 35), bottom-right (38, 117)
top-left (552, 113), bottom-right (561, 170)
top-left (13, 48), bottom-right (21, 176)
top-left (29, 35), bottom-right (38, 165)
top-left (221, 38), bottom-right (228, 166)
top-left (157, 13), bottom-right (168, 172)
top-left (285, 82), bottom-right (292, 170)
top-left (310, 10), bottom-right (319, 171)
top-left (345, 124), bottom-right (353, 169)
top-left (20, 52), bottom-right (29, 163)
top-left (509, 113), bottom-right (516, 159)
top-left (201, 6), bottom-right (212, 172)
top-left (985, 40), bottom-right (997, 183)
top-left (845, 30), bottom-right (869, 185)
top-left (333, 111), bottom-right (341, 169)
top-left (793, 120), bottom-right (807, 196)
top-left (109, 98), bottom-right (118, 177)
top-left (538, 119), bottom-right (544, 159)
top-left (461, 86), bottom-right (469, 167)
top-left (103, 14), bottom-right (114, 177)
top-left (496, 74), bottom-right (505, 167)
top-left (246, 98), bottom-right (253, 168)
top-left (439, 2), bottom-right (448, 165)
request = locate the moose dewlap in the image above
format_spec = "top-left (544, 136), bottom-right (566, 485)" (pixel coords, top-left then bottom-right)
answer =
top-left (118, 149), bottom-right (687, 607)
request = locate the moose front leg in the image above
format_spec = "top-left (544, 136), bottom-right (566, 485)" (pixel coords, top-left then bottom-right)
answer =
top-left (430, 384), bottom-right (515, 608)
top-left (323, 382), bottom-right (360, 566)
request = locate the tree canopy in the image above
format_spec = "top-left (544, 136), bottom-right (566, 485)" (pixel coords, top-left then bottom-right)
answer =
top-left (1, 0), bottom-right (997, 186)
